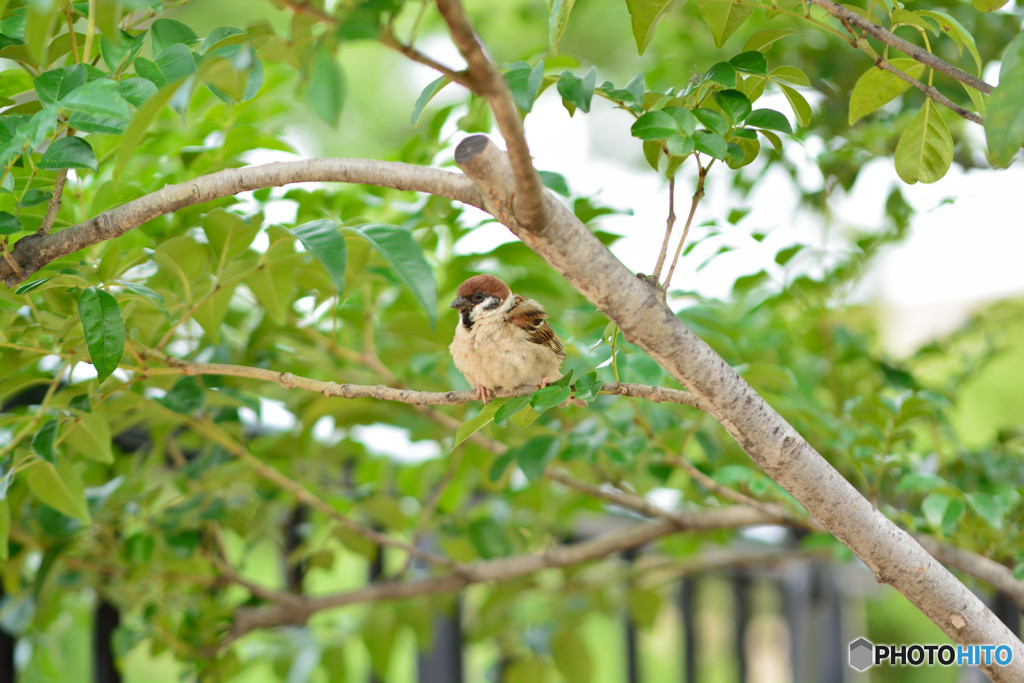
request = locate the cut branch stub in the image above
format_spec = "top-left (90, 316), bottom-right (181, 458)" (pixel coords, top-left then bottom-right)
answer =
top-left (455, 134), bottom-right (527, 230)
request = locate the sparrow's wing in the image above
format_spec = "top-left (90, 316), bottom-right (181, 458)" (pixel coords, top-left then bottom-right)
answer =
top-left (509, 296), bottom-right (566, 360)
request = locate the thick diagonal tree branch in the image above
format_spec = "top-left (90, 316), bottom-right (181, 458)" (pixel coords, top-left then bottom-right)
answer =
top-left (451, 133), bottom-right (1023, 681)
top-left (0, 159), bottom-right (483, 286)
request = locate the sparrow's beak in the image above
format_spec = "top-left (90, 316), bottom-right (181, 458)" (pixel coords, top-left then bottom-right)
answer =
top-left (450, 296), bottom-right (471, 310)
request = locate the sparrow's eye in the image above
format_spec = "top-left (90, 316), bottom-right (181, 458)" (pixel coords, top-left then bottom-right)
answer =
top-left (472, 292), bottom-right (484, 302)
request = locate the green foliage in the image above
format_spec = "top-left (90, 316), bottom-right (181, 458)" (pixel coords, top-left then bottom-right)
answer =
top-left (0, 0), bottom-right (1021, 680)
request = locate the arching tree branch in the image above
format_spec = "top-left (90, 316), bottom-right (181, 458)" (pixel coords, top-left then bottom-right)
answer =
top-left (229, 505), bottom-right (774, 640)
top-left (0, 159), bottom-right (484, 287)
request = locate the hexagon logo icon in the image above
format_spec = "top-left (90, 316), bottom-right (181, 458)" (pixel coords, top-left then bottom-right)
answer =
top-left (849, 637), bottom-right (875, 671)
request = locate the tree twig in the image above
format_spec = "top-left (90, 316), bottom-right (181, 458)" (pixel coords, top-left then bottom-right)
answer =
top-left (129, 355), bottom-right (709, 409)
top-left (37, 169), bottom-right (68, 236)
top-left (807, 0), bottom-right (993, 95)
top-left (651, 175), bottom-right (675, 285)
top-left (867, 51), bottom-right (983, 125)
top-left (663, 164), bottom-right (707, 291)
top-left (434, 0), bottom-right (547, 229)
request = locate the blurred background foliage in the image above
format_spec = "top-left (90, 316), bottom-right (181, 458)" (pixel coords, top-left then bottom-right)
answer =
top-left (0, 0), bottom-right (1021, 680)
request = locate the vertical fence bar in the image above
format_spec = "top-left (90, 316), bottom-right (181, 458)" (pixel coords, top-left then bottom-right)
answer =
top-left (679, 576), bottom-right (696, 683)
top-left (623, 548), bottom-right (641, 683)
top-left (733, 574), bottom-right (750, 683)
top-left (0, 585), bottom-right (14, 683)
top-left (93, 600), bottom-right (121, 683)
top-left (416, 598), bottom-right (463, 683)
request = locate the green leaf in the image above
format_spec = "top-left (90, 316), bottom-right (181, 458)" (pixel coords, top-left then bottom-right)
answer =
top-left (849, 58), bottom-right (925, 124)
top-left (916, 11), bottom-right (981, 74)
top-left (358, 224), bottom-right (437, 327)
top-left (453, 401), bottom-right (503, 450)
top-left (505, 61), bottom-right (545, 113)
top-left (306, 41), bottom-right (344, 126)
top-left (973, 0), bottom-right (1009, 10)
top-left (538, 170), bottom-right (570, 196)
top-left (985, 33), bottom-right (1024, 168)
top-left (666, 107), bottom-right (697, 135)
top-left (556, 67), bottom-right (597, 114)
top-left (703, 61), bottom-right (737, 88)
top-left (697, 0), bottom-right (753, 48)
top-left (745, 109), bottom-right (792, 134)
top-left (743, 29), bottom-right (794, 52)
top-left (0, 69), bottom-right (33, 99)
top-left (65, 412), bottom-right (114, 464)
top-left (729, 51), bottom-right (767, 75)
top-left (159, 376), bottom-right (205, 414)
top-left (600, 72), bottom-right (644, 105)
top-left (922, 492), bottom-right (955, 529)
top-left (895, 473), bottom-right (947, 493)
top-left (115, 80), bottom-right (183, 178)
top-left (780, 84), bottom-right (811, 127)
top-left (411, 75), bottom-right (449, 125)
top-left (286, 219), bottom-right (347, 294)
top-left (204, 208), bottom-right (260, 262)
top-left (468, 517), bottom-right (513, 558)
top-left (0, 211), bottom-right (22, 235)
top-left (17, 188), bottom-right (51, 206)
top-left (135, 43), bottom-right (197, 87)
top-left (631, 110), bottom-right (679, 140)
top-left (78, 287), bottom-right (125, 383)
top-left (548, 0), bottom-right (576, 53)
top-left (573, 371), bottom-right (603, 401)
top-left (361, 611), bottom-right (397, 679)
top-left (115, 281), bottom-right (170, 319)
top-left (627, 587), bottom-right (663, 629)
top-left (117, 77), bottom-right (158, 107)
top-left (625, 0), bottom-right (675, 55)
top-left (895, 101), bottom-right (953, 184)
top-left (712, 89), bottom-right (751, 123)
top-left (25, 0), bottom-right (61, 66)
top-left (34, 64), bottom-right (87, 105)
top-left (61, 78), bottom-right (132, 134)
top-left (512, 435), bottom-right (560, 481)
top-left (495, 395), bottom-right (532, 427)
top-left (551, 626), bottom-right (593, 682)
top-left (770, 65), bottom-right (810, 87)
top-left (100, 29), bottom-right (147, 73)
top-left (488, 450), bottom-right (517, 481)
top-left (694, 131), bottom-right (728, 159)
top-left (38, 136), bottom-right (97, 171)
top-left (693, 108), bottom-right (729, 135)
top-left (530, 385), bottom-right (572, 414)
top-left (967, 492), bottom-right (1006, 530)
top-left (150, 18), bottom-right (199, 56)
top-left (32, 418), bottom-right (59, 464)
top-left (26, 460), bottom-right (91, 523)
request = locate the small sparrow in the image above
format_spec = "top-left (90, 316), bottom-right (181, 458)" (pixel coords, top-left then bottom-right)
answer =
top-left (449, 274), bottom-right (565, 403)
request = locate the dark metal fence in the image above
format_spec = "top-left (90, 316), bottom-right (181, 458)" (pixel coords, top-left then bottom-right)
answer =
top-left (1, 543), bottom-right (1019, 682)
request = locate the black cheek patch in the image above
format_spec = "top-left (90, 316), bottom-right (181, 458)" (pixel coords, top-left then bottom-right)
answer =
top-left (482, 296), bottom-right (501, 311)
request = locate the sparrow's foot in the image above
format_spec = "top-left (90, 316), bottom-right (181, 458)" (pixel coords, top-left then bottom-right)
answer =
top-left (476, 386), bottom-right (494, 403)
